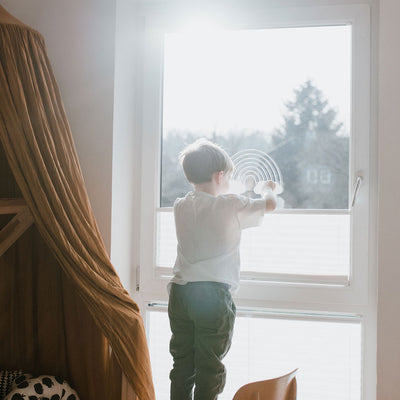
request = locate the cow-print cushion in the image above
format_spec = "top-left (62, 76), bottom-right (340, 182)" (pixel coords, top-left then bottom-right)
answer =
top-left (0, 370), bottom-right (25, 399)
top-left (4, 374), bottom-right (79, 400)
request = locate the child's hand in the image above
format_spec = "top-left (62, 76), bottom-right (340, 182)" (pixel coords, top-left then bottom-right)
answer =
top-left (262, 180), bottom-right (276, 193)
top-left (261, 180), bottom-right (277, 212)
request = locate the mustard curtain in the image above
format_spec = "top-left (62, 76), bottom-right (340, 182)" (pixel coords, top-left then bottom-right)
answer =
top-left (0, 9), bottom-right (154, 400)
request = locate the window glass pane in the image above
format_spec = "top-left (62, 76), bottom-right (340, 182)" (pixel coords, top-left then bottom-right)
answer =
top-left (148, 309), bottom-right (361, 400)
top-left (161, 25), bottom-right (351, 209)
top-left (156, 211), bottom-right (350, 276)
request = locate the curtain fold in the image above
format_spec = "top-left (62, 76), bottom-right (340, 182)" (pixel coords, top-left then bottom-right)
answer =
top-left (0, 17), bottom-right (154, 400)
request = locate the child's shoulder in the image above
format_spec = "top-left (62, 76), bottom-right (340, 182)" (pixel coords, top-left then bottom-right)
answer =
top-left (218, 193), bottom-right (249, 206)
top-left (174, 191), bottom-right (195, 207)
top-left (219, 193), bottom-right (242, 201)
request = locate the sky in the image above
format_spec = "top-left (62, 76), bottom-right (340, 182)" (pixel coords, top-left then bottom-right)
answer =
top-left (162, 24), bottom-right (351, 137)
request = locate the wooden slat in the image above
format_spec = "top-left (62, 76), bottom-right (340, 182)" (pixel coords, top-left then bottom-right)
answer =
top-left (0, 198), bottom-right (27, 214)
top-left (0, 209), bottom-right (34, 257)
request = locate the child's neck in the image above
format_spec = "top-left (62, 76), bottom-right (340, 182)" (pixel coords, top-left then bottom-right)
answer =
top-left (194, 181), bottom-right (219, 196)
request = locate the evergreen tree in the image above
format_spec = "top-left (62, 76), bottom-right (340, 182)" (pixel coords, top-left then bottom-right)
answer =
top-left (270, 80), bottom-right (349, 209)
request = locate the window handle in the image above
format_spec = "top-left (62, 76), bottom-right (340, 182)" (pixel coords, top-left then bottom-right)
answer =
top-left (351, 175), bottom-right (363, 208)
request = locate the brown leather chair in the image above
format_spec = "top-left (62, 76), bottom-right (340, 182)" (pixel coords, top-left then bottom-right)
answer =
top-left (232, 369), bottom-right (298, 400)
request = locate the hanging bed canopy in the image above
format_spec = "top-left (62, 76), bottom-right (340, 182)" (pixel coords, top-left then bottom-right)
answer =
top-left (0, 5), bottom-right (155, 400)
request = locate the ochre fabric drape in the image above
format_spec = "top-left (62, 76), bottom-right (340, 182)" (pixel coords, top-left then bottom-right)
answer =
top-left (0, 8), bottom-right (154, 400)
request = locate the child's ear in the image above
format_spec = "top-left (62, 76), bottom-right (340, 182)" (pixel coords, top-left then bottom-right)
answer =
top-left (214, 171), bottom-right (224, 184)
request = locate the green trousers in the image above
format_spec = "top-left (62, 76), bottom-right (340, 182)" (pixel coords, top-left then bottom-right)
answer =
top-left (168, 282), bottom-right (236, 400)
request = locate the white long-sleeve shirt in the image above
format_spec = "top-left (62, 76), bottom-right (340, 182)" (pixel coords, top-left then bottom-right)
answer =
top-left (169, 190), bottom-right (266, 293)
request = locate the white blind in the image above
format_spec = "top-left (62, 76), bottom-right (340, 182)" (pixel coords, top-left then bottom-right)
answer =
top-left (147, 308), bottom-right (361, 400)
top-left (156, 210), bottom-right (350, 279)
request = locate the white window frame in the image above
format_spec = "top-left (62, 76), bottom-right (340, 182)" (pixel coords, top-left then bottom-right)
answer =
top-left (133, 3), bottom-right (376, 399)
top-left (138, 3), bottom-right (372, 304)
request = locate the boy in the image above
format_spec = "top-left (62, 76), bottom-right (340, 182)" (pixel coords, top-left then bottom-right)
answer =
top-left (168, 139), bottom-right (277, 400)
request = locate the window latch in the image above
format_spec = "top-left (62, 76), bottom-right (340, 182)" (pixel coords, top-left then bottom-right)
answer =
top-left (351, 175), bottom-right (363, 207)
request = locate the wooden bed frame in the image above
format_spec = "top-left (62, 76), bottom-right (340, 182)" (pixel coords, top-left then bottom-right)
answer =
top-left (0, 198), bottom-right (34, 257)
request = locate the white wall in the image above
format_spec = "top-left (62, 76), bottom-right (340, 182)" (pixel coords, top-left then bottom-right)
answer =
top-left (0, 0), bottom-right (117, 252)
top-left (111, 0), bottom-right (143, 291)
top-left (377, 0), bottom-right (400, 398)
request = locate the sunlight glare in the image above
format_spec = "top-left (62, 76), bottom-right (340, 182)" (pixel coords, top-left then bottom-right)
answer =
top-left (163, 25), bottom-right (351, 136)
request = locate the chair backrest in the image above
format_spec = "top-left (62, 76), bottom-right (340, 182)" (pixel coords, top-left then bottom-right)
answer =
top-left (232, 369), bottom-right (298, 400)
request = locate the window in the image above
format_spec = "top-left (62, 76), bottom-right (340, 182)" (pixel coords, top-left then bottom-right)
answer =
top-left (147, 306), bottom-right (362, 400)
top-left (306, 167), bottom-right (332, 185)
top-left (161, 27), bottom-right (350, 211)
top-left (159, 25), bottom-right (352, 282)
top-left (135, 3), bottom-right (374, 400)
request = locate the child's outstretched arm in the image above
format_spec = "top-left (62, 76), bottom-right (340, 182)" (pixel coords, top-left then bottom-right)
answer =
top-left (261, 181), bottom-right (277, 213)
